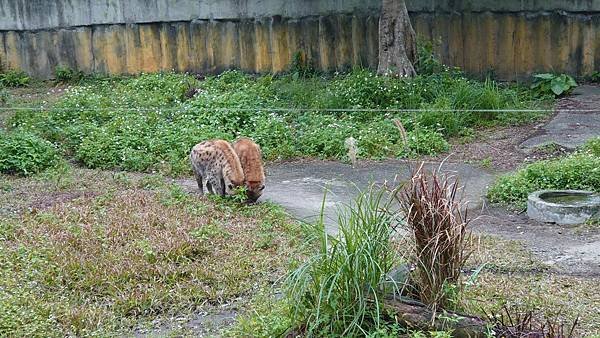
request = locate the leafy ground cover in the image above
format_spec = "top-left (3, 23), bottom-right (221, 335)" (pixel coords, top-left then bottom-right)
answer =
top-left (0, 167), bottom-right (306, 336)
top-left (487, 138), bottom-right (600, 209)
top-left (9, 65), bottom-right (548, 176)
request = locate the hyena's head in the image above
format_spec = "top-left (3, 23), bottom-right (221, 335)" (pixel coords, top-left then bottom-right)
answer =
top-left (245, 180), bottom-right (265, 203)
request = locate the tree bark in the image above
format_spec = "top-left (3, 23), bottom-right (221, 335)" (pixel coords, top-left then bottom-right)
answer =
top-left (377, 0), bottom-right (417, 77)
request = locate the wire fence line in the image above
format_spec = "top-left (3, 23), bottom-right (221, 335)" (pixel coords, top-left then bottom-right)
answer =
top-left (0, 106), bottom-right (598, 113)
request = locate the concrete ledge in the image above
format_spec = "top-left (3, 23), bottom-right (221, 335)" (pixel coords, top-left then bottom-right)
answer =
top-left (406, 0), bottom-right (600, 13)
top-left (0, 0), bottom-right (381, 31)
top-left (2, 0), bottom-right (600, 31)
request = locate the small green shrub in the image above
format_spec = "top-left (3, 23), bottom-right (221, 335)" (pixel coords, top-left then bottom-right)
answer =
top-left (0, 87), bottom-right (9, 105)
top-left (531, 73), bottom-right (577, 97)
top-left (0, 70), bottom-right (30, 87)
top-left (289, 51), bottom-right (316, 79)
top-left (589, 71), bottom-right (600, 83)
top-left (487, 139), bottom-right (600, 208)
top-left (415, 39), bottom-right (448, 76)
top-left (0, 130), bottom-right (61, 176)
top-left (54, 65), bottom-right (83, 84)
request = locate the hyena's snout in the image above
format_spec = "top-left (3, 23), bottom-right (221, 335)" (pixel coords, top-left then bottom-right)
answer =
top-left (246, 182), bottom-right (265, 203)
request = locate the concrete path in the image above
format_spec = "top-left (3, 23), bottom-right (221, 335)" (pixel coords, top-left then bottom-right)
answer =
top-left (261, 160), bottom-right (493, 228)
top-left (179, 160), bottom-right (495, 233)
top-left (521, 85), bottom-right (600, 150)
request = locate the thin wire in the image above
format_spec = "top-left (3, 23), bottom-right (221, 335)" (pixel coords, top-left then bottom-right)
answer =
top-left (0, 106), bottom-right (598, 113)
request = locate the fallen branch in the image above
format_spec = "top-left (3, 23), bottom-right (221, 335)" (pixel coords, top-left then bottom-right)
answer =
top-left (382, 297), bottom-right (489, 337)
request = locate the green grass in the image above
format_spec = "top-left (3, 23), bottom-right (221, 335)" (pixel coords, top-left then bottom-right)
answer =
top-left (0, 167), bottom-right (305, 336)
top-left (487, 138), bottom-right (600, 209)
top-left (8, 68), bottom-right (548, 176)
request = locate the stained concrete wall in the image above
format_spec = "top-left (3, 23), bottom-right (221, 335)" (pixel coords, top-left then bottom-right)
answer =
top-left (0, 0), bottom-right (599, 80)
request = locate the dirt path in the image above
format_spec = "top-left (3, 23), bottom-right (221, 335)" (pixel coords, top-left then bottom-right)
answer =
top-left (472, 207), bottom-right (600, 276)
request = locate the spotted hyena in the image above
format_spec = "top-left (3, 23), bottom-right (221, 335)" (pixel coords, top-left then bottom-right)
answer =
top-left (232, 137), bottom-right (265, 203)
top-left (189, 140), bottom-right (244, 196)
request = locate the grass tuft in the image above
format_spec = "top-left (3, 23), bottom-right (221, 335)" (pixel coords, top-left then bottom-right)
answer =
top-left (284, 186), bottom-right (399, 337)
top-left (394, 164), bottom-right (471, 311)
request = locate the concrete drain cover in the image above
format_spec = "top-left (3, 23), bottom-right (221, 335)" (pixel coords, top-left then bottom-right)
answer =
top-left (527, 190), bottom-right (600, 225)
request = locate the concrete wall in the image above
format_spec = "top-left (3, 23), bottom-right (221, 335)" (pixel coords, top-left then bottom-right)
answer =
top-left (1, 0), bottom-right (599, 80)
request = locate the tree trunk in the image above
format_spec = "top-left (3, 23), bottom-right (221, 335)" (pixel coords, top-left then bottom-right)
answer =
top-left (377, 0), bottom-right (417, 77)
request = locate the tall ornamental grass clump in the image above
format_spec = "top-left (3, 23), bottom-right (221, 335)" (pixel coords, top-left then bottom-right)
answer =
top-left (394, 164), bottom-right (471, 311)
top-left (285, 186), bottom-right (399, 336)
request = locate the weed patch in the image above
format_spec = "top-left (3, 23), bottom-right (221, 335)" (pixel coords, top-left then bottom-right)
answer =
top-left (54, 65), bottom-right (83, 84)
top-left (10, 67), bottom-right (547, 175)
top-left (0, 69), bottom-right (30, 87)
top-left (464, 272), bottom-right (597, 335)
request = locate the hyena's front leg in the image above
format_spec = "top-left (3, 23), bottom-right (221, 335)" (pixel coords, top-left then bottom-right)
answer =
top-left (211, 177), bottom-right (225, 196)
top-left (219, 177), bottom-right (226, 196)
top-left (190, 155), bottom-right (204, 195)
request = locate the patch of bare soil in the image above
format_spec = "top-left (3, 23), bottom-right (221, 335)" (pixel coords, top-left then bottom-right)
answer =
top-left (28, 191), bottom-right (100, 211)
top-left (425, 119), bottom-right (563, 172)
top-left (471, 206), bottom-right (600, 277)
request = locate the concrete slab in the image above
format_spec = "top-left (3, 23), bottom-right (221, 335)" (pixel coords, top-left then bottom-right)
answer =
top-left (179, 160), bottom-right (495, 234)
top-left (521, 85), bottom-right (600, 151)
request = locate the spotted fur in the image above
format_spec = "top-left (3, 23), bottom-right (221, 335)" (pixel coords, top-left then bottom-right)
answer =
top-left (232, 137), bottom-right (265, 203)
top-left (189, 140), bottom-right (244, 196)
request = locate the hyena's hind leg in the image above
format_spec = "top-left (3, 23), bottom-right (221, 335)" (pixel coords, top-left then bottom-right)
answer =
top-left (206, 176), bottom-right (225, 196)
top-left (194, 172), bottom-right (204, 195)
top-left (206, 180), bottom-right (214, 194)
top-left (190, 157), bottom-right (205, 195)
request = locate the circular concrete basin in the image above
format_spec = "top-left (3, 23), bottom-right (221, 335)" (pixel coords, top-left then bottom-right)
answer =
top-left (527, 190), bottom-right (600, 225)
